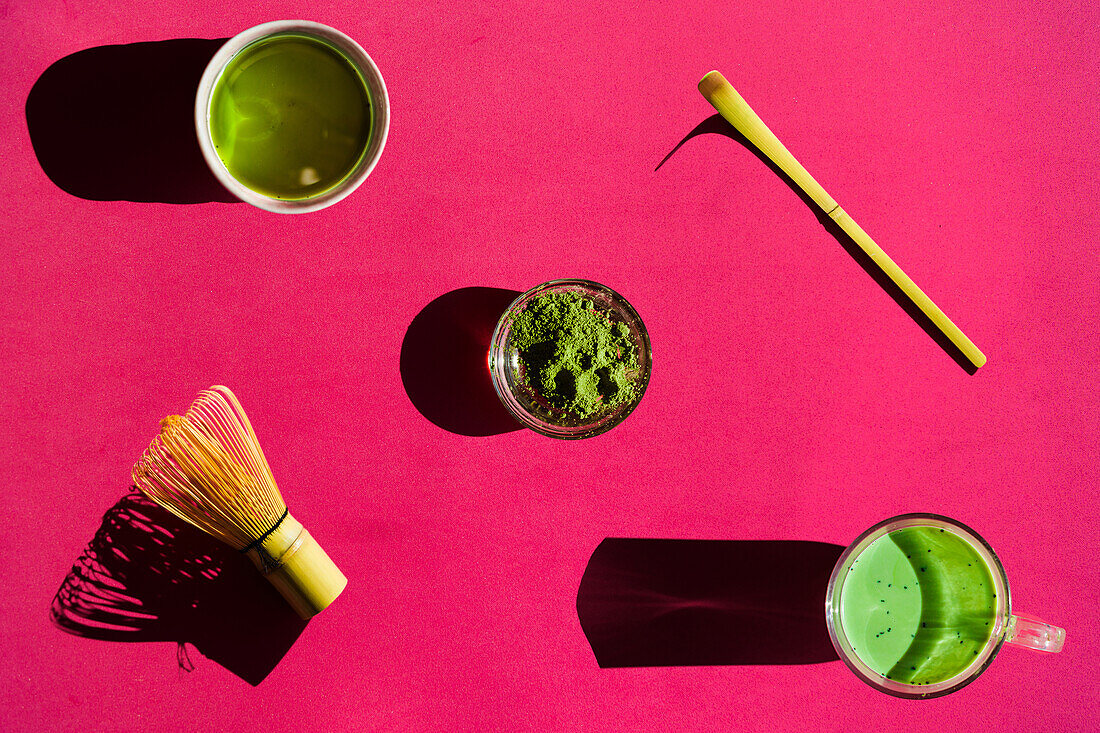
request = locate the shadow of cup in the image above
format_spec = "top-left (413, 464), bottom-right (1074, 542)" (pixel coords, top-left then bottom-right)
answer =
top-left (26, 38), bottom-right (238, 204)
top-left (577, 538), bottom-right (843, 667)
top-left (51, 489), bottom-right (306, 685)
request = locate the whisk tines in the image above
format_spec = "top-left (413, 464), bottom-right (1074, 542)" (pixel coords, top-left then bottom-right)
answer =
top-left (130, 386), bottom-right (347, 619)
top-left (133, 386), bottom-right (285, 550)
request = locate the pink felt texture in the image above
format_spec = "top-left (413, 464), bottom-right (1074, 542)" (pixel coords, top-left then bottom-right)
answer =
top-left (2, 0), bottom-right (1098, 730)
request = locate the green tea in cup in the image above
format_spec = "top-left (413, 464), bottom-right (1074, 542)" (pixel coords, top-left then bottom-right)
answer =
top-left (196, 21), bottom-right (389, 213)
top-left (826, 514), bottom-right (1063, 698)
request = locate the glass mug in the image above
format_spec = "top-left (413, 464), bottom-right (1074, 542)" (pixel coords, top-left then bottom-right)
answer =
top-left (826, 514), bottom-right (1064, 698)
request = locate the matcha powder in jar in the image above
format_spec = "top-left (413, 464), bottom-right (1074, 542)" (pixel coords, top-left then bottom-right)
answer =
top-left (508, 291), bottom-right (640, 419)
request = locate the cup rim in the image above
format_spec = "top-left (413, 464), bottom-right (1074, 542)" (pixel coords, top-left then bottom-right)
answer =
top-left (488, 279), bottom-right (652, 439)
top-left (825, 513), bottom-right (1012, 699)
top-left (194, 20), bottom-right (390, 214)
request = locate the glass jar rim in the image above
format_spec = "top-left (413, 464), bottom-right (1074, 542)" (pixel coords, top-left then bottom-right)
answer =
top-left (487, 279), bottom-right (652, 439)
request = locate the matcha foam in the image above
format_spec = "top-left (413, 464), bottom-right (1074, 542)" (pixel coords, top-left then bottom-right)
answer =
top-left (839, 527), bottom-right (998, 686)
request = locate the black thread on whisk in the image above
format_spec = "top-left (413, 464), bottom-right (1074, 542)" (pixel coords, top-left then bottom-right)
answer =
top-left (240, 508), bottom-right (290, 554)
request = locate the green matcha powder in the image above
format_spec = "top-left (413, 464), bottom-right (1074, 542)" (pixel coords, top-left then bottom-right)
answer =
top-left (510, 291), bottom-right (639, 419)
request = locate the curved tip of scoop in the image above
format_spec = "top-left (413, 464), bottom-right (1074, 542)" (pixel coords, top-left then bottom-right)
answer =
top-left (698, 70), bottom-right (727, 94)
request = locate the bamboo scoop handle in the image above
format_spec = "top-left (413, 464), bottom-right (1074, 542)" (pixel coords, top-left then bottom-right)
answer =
top-left (698, 71), bottom-right (986, 369)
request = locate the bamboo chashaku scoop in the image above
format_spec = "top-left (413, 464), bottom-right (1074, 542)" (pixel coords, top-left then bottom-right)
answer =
top-left (699, 71), bottom-right (986, 370)
top-left (132, 386), bottom-right (347, 619)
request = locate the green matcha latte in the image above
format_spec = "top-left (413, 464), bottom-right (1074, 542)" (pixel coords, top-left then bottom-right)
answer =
top-left (838, 526), bottom-right (999, 687)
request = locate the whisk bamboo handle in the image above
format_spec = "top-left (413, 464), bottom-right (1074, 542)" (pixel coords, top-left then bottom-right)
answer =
top-left (244, 512), bottom-right (348, 620)
top-left (698, 70), bottom-right (986, 369)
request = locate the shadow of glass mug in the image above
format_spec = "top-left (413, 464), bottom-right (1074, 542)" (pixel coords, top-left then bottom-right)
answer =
top-left (826, 514), bottom-right (1063, 699)
top-left (194, 20), bottom-right (389, 213)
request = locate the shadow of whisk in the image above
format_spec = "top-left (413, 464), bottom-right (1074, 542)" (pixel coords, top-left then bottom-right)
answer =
top-left (51, 489), bottom-right (307, 685)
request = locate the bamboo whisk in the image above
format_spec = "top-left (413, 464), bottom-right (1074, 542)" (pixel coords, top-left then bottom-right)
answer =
top-left (132, 386), bottom-right (347, 619)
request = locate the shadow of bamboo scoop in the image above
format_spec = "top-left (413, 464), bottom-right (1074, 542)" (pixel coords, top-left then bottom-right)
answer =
top-left (698, 71), bottom-right (986, 371)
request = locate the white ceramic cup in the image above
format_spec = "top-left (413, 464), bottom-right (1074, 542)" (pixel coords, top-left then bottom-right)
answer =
top-left (195, 20), bottom-right (389, 214)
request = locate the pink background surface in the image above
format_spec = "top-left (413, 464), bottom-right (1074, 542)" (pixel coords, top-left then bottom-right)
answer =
top-left (3, 0), bottom-right (1098, 730)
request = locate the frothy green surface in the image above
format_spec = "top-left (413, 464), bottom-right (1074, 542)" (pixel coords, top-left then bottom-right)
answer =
top-left (209, 34), bottom-right (372, 200)
top-left (838, 533), bottom-right (922, 675)
top-left (839, 527), bottom-right (997, 686)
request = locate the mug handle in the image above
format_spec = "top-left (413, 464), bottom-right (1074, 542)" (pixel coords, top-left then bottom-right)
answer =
top-left (1005, 613), bottom-right (1065, 653)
